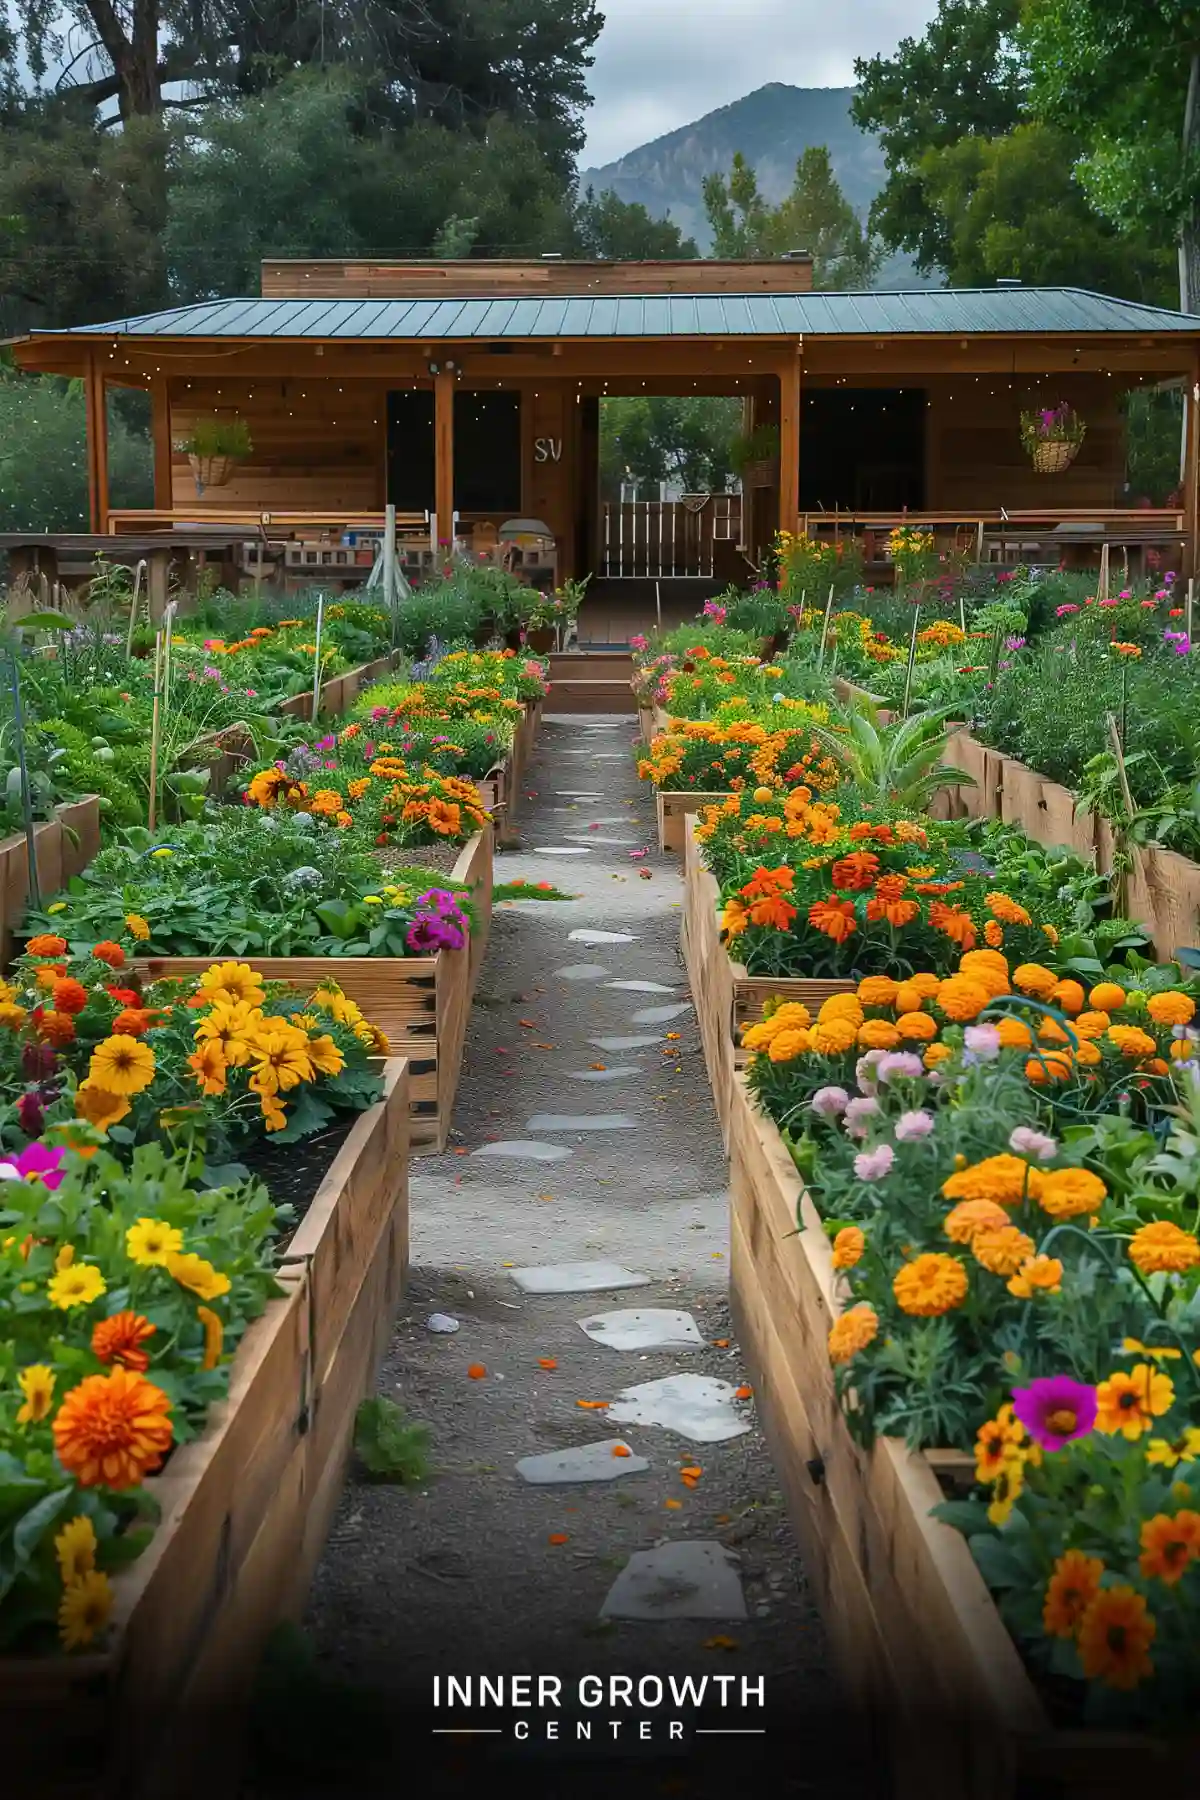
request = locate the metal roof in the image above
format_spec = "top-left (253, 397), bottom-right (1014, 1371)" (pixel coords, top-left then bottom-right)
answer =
top-left (30, 287), bottom-right (1200, 341)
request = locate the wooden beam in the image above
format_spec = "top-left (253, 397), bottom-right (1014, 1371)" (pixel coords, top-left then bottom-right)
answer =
top-left (151, 383), bottom-right (173, 509)
top-left (434, 367), bottom-right (455, 548)
top-left (778, 349), bottom-right (802, 541)
top-left (84, 352), bottom-right (110, 533)
top-left (1186, 349), bottom-right (1200, 577)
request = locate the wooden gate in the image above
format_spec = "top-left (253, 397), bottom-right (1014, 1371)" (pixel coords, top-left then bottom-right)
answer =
top-left (601, 495), bottom-right (740, 578)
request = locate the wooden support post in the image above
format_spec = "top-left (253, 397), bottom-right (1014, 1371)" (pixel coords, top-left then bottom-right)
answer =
top-left (84, 352), bottom-right (110, 533)
top-left (434, 368), bottom-right (455, 557)
top-left (151, 382), bottom-right (173, 509)
top-left (778, 347), bottom-right (802, 543)
top-left (1186, 351), bottom-right (1200, 579)
top-left (146, 549), bottom-right (171, 625)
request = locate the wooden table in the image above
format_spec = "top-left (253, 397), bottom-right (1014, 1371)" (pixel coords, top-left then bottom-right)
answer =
top-left (0, 530), bottom-right (257, 617)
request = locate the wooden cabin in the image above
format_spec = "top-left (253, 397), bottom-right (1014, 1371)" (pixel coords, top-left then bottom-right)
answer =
top-left (7, 257), bottom-right (1200, 618)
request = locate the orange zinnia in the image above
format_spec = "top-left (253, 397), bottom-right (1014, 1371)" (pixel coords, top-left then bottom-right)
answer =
top-left (91, 1311), bottom-right (156, 1373)
top-left (91, 941), bottom-right (126, 970)
top-left (52, 1367), bottom-right (174, 1490)
top-left (1138, 1510), bottom-right (1200, 1585)
top-left (111, 1008), bottom-right (154, 1038)
top-left (51, 978), bottom-right (90, 1016)
top-left (830, 852), bottom-right (879, 892)
top-left (27, 934), bottom-right (67, 957)
top-left (928, 901), bottom-right (977, 950)
top-left (808, 898), bottom-right (857, 944)
top-left (34, 1008), bottom-right (76, 1046)
top-left (747, 893), bottom-right (797, 930)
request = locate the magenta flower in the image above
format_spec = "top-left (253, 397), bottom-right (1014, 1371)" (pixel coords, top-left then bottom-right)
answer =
top-left (406, 913), bottom-right (466, 954)
top-left (1011, 1377), bottom-right (1097, 1452)
top-left (0, 1142), bottom-right (67, 1189)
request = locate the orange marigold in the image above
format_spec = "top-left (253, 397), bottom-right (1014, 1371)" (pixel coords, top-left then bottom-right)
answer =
top-left (1050, 980), bottom-right (1085, 1016)
top-left (943, 1199), bottom-right (1011, 1245)
top-left (936, 976), bottom-right (991, 1021)
top-left (1127, 1221), bottom-right (1200, 1276)
top-left (893, 1253), bottom-right (969, 1317)
top-left (91, 1311), bottom-right (156, 1373)
top-left (111, 1008), bottom-right (154, 1038)
top-left (857, 976), bottom-right (899, 1007)
top-left (35, 1009), bottom-right (75, 1047)
top-left (994, 1017), bottom-right (1033, 1050)
top-left (1025, 1050), bottom-right (1073, 1084)
top-left (896, 1011), bottom-right (937, 1042)
top-left (942, 1154), bottom-right (1044, 1209)
top-left (1013, 963), bottom-right (1058, 999)
top-left (958, 950), bottom-right (1010, 998)
top-left (831, 1226), bottom-right (866, 1270)
top-left (1106, 1025), bottom-right (1158, 1060)
top-left (857, 1020), bottom-right (900, 1051)
top-left (808, 898), bottom-right (857, 944)
top-left (1007, 1255), bottom-right (1064, 1298)
top-left (971, 1225), bottom-right (1037, 1277)
top-left (828, 1304), bottom-right (879, 1363)
top-left (928, 901), bottom-right (977, 949)
top-left (27, 934), bottom-right (67, 957)
top-left (51, 978), bottom-right (89, 1016)
top-left (830, 852), bottom-right (879, 892)
top-left (866, 894), bottom-right (920, 927)
top-left (1147, 991), bottom-right (1195, 1027)
top-left (1037, 1167), bottom-right (1107, 1220)
top-left (810, 1017), bottom-right (859, 1055)
top-left (91, 942), bottom-right (125, 970)
top-left (986, 892), bottom-right (1031, 927)
top-left (52, 1367), bottom-right (174, 1489)
top-left (984, 920), bottom-right (1005, 948)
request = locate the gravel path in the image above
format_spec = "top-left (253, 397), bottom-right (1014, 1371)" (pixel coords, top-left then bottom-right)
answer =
top-left (248, 716), bottom-right (885, 1799)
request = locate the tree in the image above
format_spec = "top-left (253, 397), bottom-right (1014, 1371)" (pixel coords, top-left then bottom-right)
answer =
top-left (0, 367), bottom-right (152, 531)
top-left (599, 396), bottom-right (741, 499)
top-left (701, 147), bottom-right (878, 287)
top-left (852, 0), bottom-right (1025, 277)
top-left (1021, 1), bottom-right (1200, 309)
top-left (573, 188), bottom-right (697, 259)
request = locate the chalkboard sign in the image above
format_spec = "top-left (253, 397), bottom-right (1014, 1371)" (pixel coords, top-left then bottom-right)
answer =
top-left (386, 390), bottom-right (435, 511)
top-left (454, 391), bottom-right (522, 512)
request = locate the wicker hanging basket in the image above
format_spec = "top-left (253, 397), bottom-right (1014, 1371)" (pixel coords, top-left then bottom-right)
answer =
top-left (1030, 438), bottom-right (1080, 475)
top-left (741, 458), bottom-right (779, 490)
top-left (188, 453), bottom-right (238, 492)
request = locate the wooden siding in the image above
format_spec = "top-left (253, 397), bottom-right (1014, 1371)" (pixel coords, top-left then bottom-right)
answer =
top-left (169, 378), bottom-right (386, 513)
top-left (261, 259), bottom-right (816, 299)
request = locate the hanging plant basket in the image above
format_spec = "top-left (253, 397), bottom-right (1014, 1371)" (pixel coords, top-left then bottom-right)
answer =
top-left (187, 453), bottom-right (239, 492)
top-left (175, 418), bottom-right (253, 497)
top-left (741, 458), bottom-right (779, 490)
top-left (1029, 438), bottom-right (1080, 475)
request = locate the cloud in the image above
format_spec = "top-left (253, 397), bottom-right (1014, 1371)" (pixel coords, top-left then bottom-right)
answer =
top-left (580, 0), bottom-right (935, 168)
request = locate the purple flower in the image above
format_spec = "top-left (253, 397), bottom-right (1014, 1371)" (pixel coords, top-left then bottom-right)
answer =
top-left (1009, 1126), bottom-right (1057, 1163)
top-left (1004, 636), bottom-right (1026, 651)
top-left (810, 1085), bottom-right (850, 1119)
top-left (876, 1052), bottom-right (925, 1083)
top-left (854, 1143), bottom-right (895, 1181)
top-left (21, 1043), bottom-right (57, 1082)
top-left (844, 1095), bottom-right (880, 1138)
top-left (316, 735), bottom-right (335, 751)
top-left (415, 887), bottom-right (463, 916)
top-left (1011, 1377), bottom-right (1097, 1452)
top-left (0, 1142), bottom-right (67, 1190)
top-left (16, 1092), bottom-right (45, 1137)
top-left (894, 1109), bottom-right (935, 1141)
top-left (406, 913), bottom-right (466, 954)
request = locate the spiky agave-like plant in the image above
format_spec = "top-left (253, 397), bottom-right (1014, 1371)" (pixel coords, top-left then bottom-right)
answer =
top-left (807, 696), bottom-right (976, 814)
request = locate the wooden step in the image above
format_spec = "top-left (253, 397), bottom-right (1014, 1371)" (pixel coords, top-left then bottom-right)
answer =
top-left (548, 651), bottom-right (633, 683)
top-left (547, 679), bottom-right (638, 714)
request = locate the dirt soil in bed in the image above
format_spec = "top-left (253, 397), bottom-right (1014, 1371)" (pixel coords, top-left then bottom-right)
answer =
top-left (243, 717), bottom-right (888, 1800)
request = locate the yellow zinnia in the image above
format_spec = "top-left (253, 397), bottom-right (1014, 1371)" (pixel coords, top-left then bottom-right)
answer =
top-left (125, 1217), bottom-right (184, 1267)
top-left (165, 1252), bottom-right (230, 1302)
top-left (55, 1515), bottom-right (97, 1584)
top-left (58, 1569), bottom-right (114, 1651)
top-left (48, 1264), bottom-right (106, 1310)
top-left (195, 960), bottom-right (266, 1009)
top-left (88, 1035), bottom-right (156, 1098)
top-left (246, 1030), bottom-right (315, 1093)
top-left (16, 1363), bottom-right (56, 1424)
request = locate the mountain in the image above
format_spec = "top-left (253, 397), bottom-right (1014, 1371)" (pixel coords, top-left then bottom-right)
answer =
top-left (578, 83), bottom-right (937, 288)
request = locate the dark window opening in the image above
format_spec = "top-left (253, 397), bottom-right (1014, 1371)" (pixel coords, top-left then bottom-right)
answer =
top-left (386, 390), bottom-right (434, 511)
top-left (799, 388), bottom-right (926, 512)
top-left (454, 391), bottom-right (522, 513)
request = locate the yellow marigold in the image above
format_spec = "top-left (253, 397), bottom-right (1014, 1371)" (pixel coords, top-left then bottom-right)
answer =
top-left (856, 976), bottom-right (899, 1007)
top-left (986, 893), bottom-right (1031, 927)
top-left (1050, 980), bottom-right (1085, 1016)
top-left (972, 1225), bottom-right (1037, 1277)
top-left (828, 1304), bottom-right (879, 1363)
top-left (124, 913), bottom-right (151, 942)
top-left (937, 976), bottom-right (991, 1022)
top-left (1106, 1025), bottom-right (1158, 1060)
top-left (1073, 1010), bottom-right (1111, 1040)
top-left (896, 1011), bottom-right (937, 1042)
top-left (958, 949), bottom-right (1010, 997)
top-left (857, 1019), bottom-right (900, 1051)
top-left (817, 994), bottom-right (864, 1025)
top-left (943, 1154), bottom-right (1044, 1209)
top-left (1128, 1221), bottom-right (1200, 1276)
top-left (1025, 1050), bottom-right (1073, 1084)
top-left (1090, 983), bottom-right (1127, 1012)
top-left (831, 1226), bottom-right (865, 1270)
top-left (810, 1017), bottom-right (859, 1055)
top-left (1037, 1166), bottom-right (1106, 1219)
top-left (893, 981), bottom-right (926, 1014)
top-left (924, 1042), bottom-right (953, 1068)
top-left (767, 1027), bottom-right (812, 1062)
top-left (893, 1253), bottom-right (968, 1317)
top-left (1147, 991), bottom-right (1195, 1027)
top-left (1007, 1255), bottom-right (1064, 1298)
top-left (1013, 963), bottom-right (1058, 999)
top-left (58, 1569), bottom-right (114, 1651)
top-left (741, 1018), bottom-right (781, 1051)
top-left (994, 1017), bottom-right (1033, 1050)
top-left (943, 1199), bottom-right (1011, 1245)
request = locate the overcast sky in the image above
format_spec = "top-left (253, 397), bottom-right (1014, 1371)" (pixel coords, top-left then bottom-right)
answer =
top-left (581, 0), bottom-right (937, 167)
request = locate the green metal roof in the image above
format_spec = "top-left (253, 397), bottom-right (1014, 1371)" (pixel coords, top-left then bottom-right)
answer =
top-left (31, 287), bottom-right (1200, 341)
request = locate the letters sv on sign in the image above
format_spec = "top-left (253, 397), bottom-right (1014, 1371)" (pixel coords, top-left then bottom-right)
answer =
top-left (534, 438), bottom-right (563, 462)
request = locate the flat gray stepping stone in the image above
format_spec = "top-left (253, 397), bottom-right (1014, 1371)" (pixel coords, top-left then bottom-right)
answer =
top-left (556, 791), bottom-right (603, 798)
top-left (471, 1141), bottom-right (573, 1162)
top-left (606, 1374), bottom-right (751, 1443)
top-left (563, 834), bottom-right (638, 846)
top-left (600, 1542), bottom-right (747, 1621)
top-left (527, 1113), bottom-right (638, 1132)
top-left (553, 963), bottom-right (609, 980)
top-left (579, 1308), bottom-right (704, 1351)
top-left (516, 1440), bottom-right (648, 1484)
top-left (605, 980), bottom-right (675, 994)
top-left (591, 1034), bottom-right (662, 1051)
top-left (533, 846), bottom-right (591, 855)
top-left (579, 816), bottom-right (637, 825)
top-left (630, 1002), bottom-right (693, 1025)
top-left (567, 1065), bottom-right (643, 1082)
top-left (510, 1261), bottom-right (651, 1293)
top-left (570, 929), bottom-right (637, 944)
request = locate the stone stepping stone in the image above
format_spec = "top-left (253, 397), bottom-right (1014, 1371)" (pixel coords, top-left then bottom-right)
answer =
top-left (527, 1112), bottom-right (638, 1132)
top-left (562, 835), bottom-right (638, 846)
top-left (510, 1261), bottom-right (651, 1293)
top-left (606, 1374), bottom-right (751, 1443)
top-left (553, 963), bottom-right (609, 980)
top-left (600, 1542), bottom-right (747, 1621)
top-left (591, 1034), bottom-right (662, 1051)
top-left (605, 980), bottom-right (675, 994)
top-left (470, 1141), bottom-right (573, 1163)
top-left (556, 791), bottom-right (604, 799)
top-left (533, 846), bottom-right (591, 856)
top-left (578, 1308), bottom-right (704, 1351)
top-left (630, 1002), bottom-right (693, 1025)
top-left (570, 929), bottom-right (637, 944)
top-left (516, 1440), bottom-right (648, 1484)
top-left (567, 1066), bottom-right (643, 1082)
top-left (578, 816), bottom-right (637, 826)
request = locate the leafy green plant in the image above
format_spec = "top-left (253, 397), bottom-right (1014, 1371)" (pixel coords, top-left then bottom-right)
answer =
top-left (810, 698), bottom-right (978, 813)
top-left (172, 417), bottom-right (252, 460)
top-left (353, 1398), bottom-right (432, 1482)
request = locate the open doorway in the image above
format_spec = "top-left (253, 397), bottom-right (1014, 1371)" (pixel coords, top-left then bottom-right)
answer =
top-left (799, 387), bottom-right (926, 512)
top-left (593, 393), bottom-right (743, 580)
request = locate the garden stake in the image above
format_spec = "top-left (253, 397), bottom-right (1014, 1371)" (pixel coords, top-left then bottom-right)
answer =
top-left (125, 560), bottom-right (146, 660)
top-left (147, 627), bottom-right (164, 832)
top-left (1105, 709), bottom-right (1140, 917)
top-left (1188, 576), bottom-right (1195, 649)
top-left (1098, 541), bottom-right (1110, 603)
top-left (383, 503), bottom-right (398, 647)
top-left (959, 592), bottom-right (967, 637)
top-left (5, 648), bottom-right (41, 909)
top-left (310, 590), bottom-right (326, 721)
top-left (816, 585), bottom-right (835, 669)
top-left (901, 601), bottom-right (921, 718)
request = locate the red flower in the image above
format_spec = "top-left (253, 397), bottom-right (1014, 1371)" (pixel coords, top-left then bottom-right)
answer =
top-left (830, 852), bottom-right (880, 892)
top-left (105, 987), bottom-right (140, 1007)
top-left (51, 978), bottom-right (90, 1016)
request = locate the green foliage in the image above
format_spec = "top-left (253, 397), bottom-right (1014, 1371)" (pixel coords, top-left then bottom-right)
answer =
top-left (353, 1398), bottom-right (432, 1482)
top-left (599, 396), bottom-right (740, 498)
top-left (702, 147), bottom-right (878, 286)
top-left (0, 369), bottom-right (152, 531)
top-left (574, 187), bottom-right (698, 259)
top-left (812, 698), bottom-right (978, 813)
top-left (174, 417), bottom-right (252, 460)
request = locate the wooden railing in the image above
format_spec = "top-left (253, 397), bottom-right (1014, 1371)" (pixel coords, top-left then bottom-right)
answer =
top-left (601, 495), bottom-right (742, 579)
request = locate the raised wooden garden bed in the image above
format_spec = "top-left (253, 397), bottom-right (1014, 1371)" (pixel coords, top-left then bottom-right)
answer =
top-left (681, 815), bottom-right (854, 1147)
top-left (139, 827), bottom-right (492, 1151)
top-left (2, 1058), bottom-right (411, 1800)
top-left (275, 650), bottom-right (401, 725)
top-left (656, 789), bottom-right (732, 855)
top-left (0, 796), bottom-right (101, 968)
top-left (725, 1071), bottom-right (1163, 1800)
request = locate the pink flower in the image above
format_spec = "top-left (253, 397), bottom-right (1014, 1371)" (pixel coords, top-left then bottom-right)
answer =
top-left (876, 1052), bottom-right (925, 1083)
top-left (810, 1086), bottom-right (850, 1118)
top-left (1008, 1126), bottom-right (1058, 1163)
top-left (844, 1096), bottom-right (880, 1138)
top-left (963, 1024), bottom-right (1001, 1060)
top-left (0, 1142), bottom-right (67, 1189)
top-left (853, 1143), bottom-right (895, 1181)
top-left (630, 635), bottom-right (648, 652)
top-left (894, 1110), bottom-right (934, 1141)
top-left (1011, 1377), bottom-right (1096, 1451)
